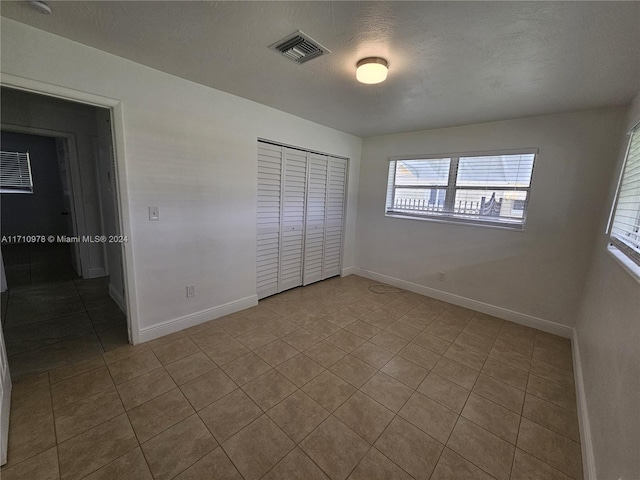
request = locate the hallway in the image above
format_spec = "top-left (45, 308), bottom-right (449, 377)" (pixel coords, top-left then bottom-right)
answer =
top-left (1, 243), bottom-right (128, 379)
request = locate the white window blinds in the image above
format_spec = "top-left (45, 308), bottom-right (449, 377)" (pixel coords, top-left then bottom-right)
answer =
top-left (609, 125), bottom-right (640, 266)
top-left (385, 151), bottom-right (536, 229)
top-left (0, 150), bottom-right (33, 194)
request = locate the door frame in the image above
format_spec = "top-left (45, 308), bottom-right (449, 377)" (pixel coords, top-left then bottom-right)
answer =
top-left (1, 73), bottom-right (139, 344)
top-left (1, 123), bottom-right (84, 276)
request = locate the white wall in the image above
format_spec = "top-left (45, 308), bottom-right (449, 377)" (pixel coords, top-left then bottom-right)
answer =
top-left (356, 108), bottom-right (627, 329)
top-left (94, 108), bottom-right (125, 311)
top-left (0, 19), bottom-right (362, 341)
top-left (575, 92), bottom-right (640, 480)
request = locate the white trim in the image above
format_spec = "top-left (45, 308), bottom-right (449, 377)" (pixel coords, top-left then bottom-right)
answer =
top-left (389, 147), bottom-right (539, 162)
top-left (109, 283), bottom-right (126, 314)
top-left (384, 212), bottom-right (526, 232)
top-left (1, 73), bottom-right (139, 345)
top-left (351, 267), bottom-right (573, 338)
top-left (572, 329), bottom-right (596, 480)
top-left (1, 73), bottom-right (119, 108)
top-left (607, 245), bottom-right (640, 283)
top-left (257, 138), bottom-right (349, 161)
top-left (341, 267), bottom-right (356, 277)
top-left (138, 295), bottom-right (259, 343)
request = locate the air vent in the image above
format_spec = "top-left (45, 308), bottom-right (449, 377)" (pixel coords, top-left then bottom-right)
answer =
top-left (269, 31), bottom-right (331, 64)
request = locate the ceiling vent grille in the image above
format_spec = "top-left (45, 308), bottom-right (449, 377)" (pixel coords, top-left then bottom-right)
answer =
top-left (269, 31), bottom-right (331, 64)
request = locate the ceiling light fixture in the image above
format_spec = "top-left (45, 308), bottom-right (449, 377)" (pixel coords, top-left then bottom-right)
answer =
top-left (28, 1), bottom-right (51, 15)
top-left (356, 57), bottom-right (388, 84)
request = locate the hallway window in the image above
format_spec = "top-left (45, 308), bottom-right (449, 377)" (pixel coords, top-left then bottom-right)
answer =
top-left (0, 150), bottom-right (33, 194)
top-left (609, 124), bottom-right (640, 267)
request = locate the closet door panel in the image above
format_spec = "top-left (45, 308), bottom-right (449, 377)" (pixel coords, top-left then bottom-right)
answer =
top-left (303, 154), bottom-right (328, 285)
top-left (323, 157), bottom-right (347, 279)
top-left (256, 143), bottom-right (283, 299)
top-left (258, 141), bottom-right (347, 297)
top-left (278, 148), bottom-right (307, 292)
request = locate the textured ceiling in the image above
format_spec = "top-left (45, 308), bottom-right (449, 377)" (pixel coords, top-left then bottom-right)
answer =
top-left (2, 1), bottom-right (639, 137)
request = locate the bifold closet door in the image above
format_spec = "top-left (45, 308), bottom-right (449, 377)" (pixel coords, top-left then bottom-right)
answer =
top-left (323, 157), bottom-right (347, 279)
top-left (256, 143), bottom-right (283, 299)
top-left (278, 148), bottom-right (307, 292)
top-left (303, 154), bottom-right (328, 285)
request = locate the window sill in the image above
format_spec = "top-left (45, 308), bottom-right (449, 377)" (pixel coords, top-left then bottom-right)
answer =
top-left (606, 245), bottom-right (640, 283)
top-left (384, 212), bottom-right (525, 231)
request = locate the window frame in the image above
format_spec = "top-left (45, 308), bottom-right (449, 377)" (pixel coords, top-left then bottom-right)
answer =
top-left (386, 148), bottom-right (538, 231)
top-left (607, 121), bottom-right (640, 270)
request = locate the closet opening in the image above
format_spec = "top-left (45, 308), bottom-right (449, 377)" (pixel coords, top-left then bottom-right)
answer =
top-left (256, 139), bottom-right (348, 299)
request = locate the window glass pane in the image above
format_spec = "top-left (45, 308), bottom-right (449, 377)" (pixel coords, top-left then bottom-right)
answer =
top-left (453, 189), bottom-right (528, 220)
top-left (395, 159), bottom-right (450, 186)
top-left (391, 188), bottom-right (447, 212)
top-left (457, 154), bottom-right (535, 188)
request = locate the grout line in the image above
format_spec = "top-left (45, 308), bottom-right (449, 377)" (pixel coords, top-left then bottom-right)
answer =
top-left (425, 317), bottom-right (497, 478)
top-left (73, 277), bottom-right (108, 357)
top-left (137, 431), bottom-right (156, 478)
top-left (510, 410), bottom-right (525, 478)
top-left (46, 368), bottom-right (64, 479)
top-left (5, 276), bottom-right (582, 479)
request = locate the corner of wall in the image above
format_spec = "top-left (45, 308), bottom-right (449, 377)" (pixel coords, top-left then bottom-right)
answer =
top-left (571, 328), bottom-right (597, 480)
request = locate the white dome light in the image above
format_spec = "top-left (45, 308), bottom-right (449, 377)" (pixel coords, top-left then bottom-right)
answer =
top-left (356, 57), bottom-right (389, 84)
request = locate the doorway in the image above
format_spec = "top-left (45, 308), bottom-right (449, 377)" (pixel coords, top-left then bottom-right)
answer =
top-left (0, 88), bottom-right (129, 379)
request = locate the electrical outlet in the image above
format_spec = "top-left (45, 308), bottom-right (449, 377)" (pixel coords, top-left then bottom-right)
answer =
top-left (186, 285), bottom-right (195, 298)
top-left (437, 272), bottom-right (446, 281)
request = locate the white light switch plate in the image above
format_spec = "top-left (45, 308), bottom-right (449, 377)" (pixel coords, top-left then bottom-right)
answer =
top-left (149, 206), bottom-right (159, 221)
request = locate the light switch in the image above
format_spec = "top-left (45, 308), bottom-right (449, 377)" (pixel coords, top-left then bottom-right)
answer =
top-left (149, 206), bottom-right (159, 221)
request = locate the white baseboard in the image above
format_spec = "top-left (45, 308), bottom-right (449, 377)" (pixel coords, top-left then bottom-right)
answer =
top-left (108, 284), bottom-right (126, 313)
top-left (352, 268), bottom-right (573, 338)
top-left (572, 329), bottom-right (596, 480)
top-left (138, 295), bottom-right (258, 343)
top-left (341, 267), bottom-right (356, 277)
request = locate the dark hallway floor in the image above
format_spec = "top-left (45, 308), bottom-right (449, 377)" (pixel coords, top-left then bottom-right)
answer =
top-left (1, 243), bottom-right (128, 379)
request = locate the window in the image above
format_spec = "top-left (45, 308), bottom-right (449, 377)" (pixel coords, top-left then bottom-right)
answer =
top-left (385, 150), bottom-right (537, 229)
top-left (608, 124), bottom-right (640, 267)
top-left (0, 150), bottom-right (33, 194)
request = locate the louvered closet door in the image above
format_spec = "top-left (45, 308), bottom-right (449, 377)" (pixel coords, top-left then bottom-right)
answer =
top-left (303, 154), bottom-right (328, 285)
top-left (278, 148), bottom-right (308, 292)
top-left (323, 157), bottom-right (347, 279)
top-left (256, 142), bottom-right (283, 299)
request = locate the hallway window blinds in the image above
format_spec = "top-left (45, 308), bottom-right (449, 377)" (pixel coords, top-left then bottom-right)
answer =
top-left (609, 124), bottom-right (640, 266)
top-left (385, 150), bottom-right (536, 229)
top-left (0, 151), bottom-right (33, 194)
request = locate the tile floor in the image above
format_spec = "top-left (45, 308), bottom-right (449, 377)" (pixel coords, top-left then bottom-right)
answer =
top-left (1, 243), bottom-right (129, 379)
top-left (1, 275), bottom-right (583, 480)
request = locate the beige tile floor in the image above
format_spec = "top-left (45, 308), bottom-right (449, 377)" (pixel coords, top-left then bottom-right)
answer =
top-left (1, 275), bottom-right (583, 480)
